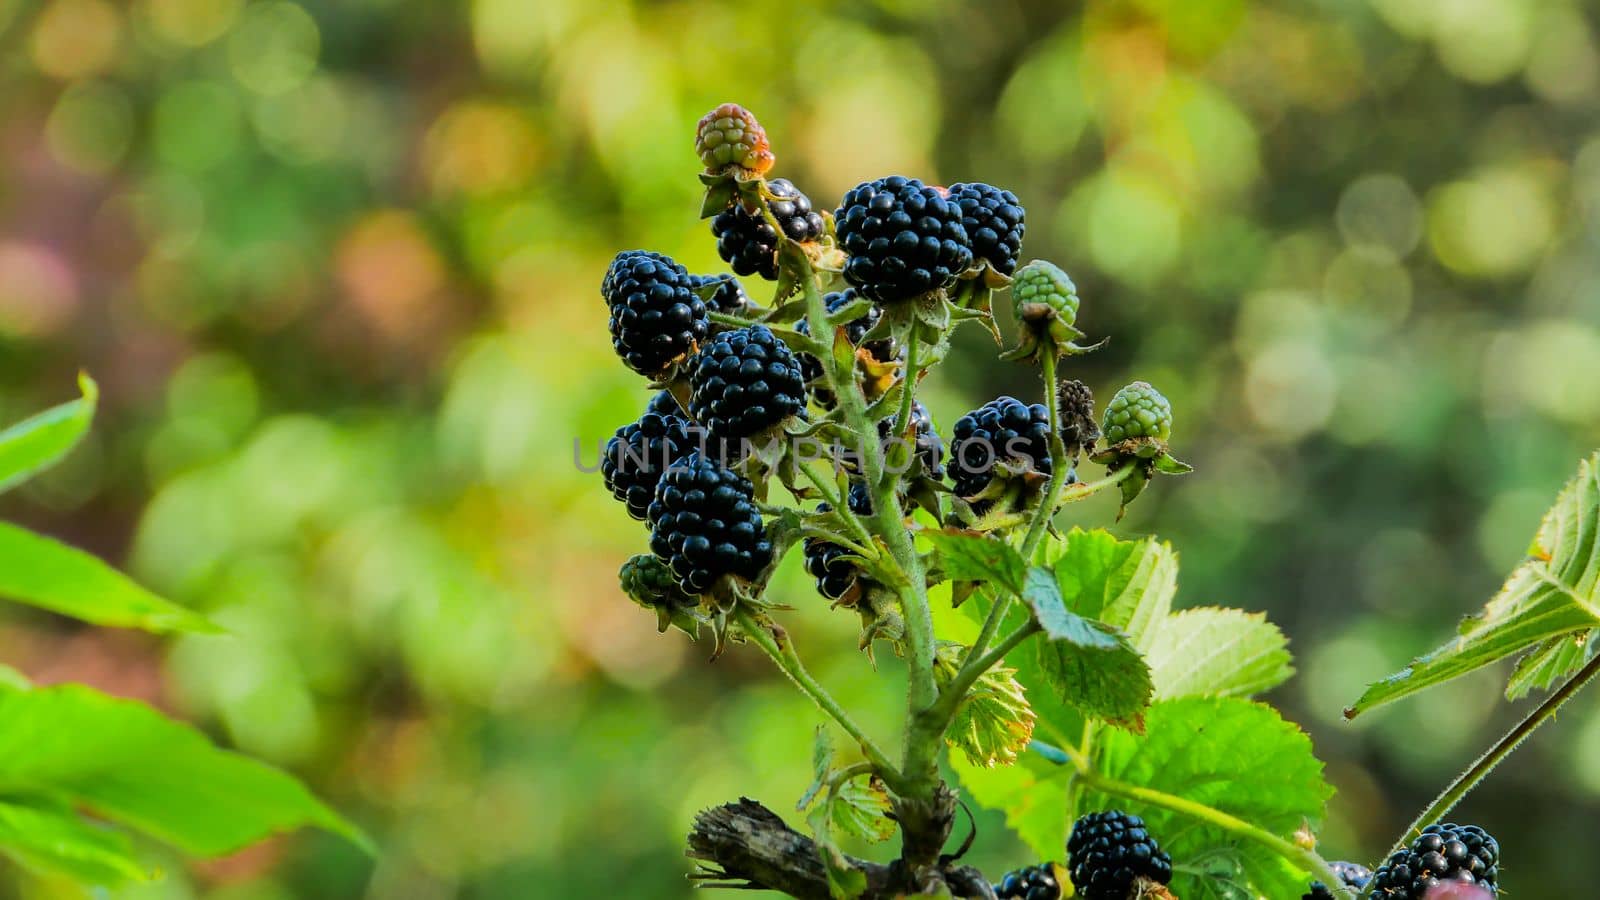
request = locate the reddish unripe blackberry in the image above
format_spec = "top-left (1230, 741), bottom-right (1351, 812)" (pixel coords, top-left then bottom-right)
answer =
top-left (602, 412), bottom-right (696, 520)
top-left (688, 325), bottom-right (807, 443)
top-left (1305, 861), bottom-right (1373, 899)
top-left (711, 179), bottom-right (824, 280)
top-left (835, 175), bottom-right (973, 303)
top-left (949, 396), bottom-right (1053, 498)
top-left (795, 288), bottom-right (897, 408)
top-left (647, 453), bottom-right (771, 593)
top-left (695, 103), bottom-right (774, 175)
top-left (1366, 823), bottom-right (1499, 899)
top-left (947, 182), bottom-right (1026, 276)
top-left (1066, 810), bottom-right (1173, 900)
top-left (603, 250), bottom-right (709, 377)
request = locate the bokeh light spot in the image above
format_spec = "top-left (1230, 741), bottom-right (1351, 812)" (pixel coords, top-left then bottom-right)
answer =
top-left (227, 1), bottom-right (320, 96)
top-left (0, 242), bottom-right (79, 338)
top-left (1428, 167), bottom-right (1555, 278)
top-left (45, 81), bottom-right (135, 175)
top-left (1336, 173), bottom-right (1423, 258)
top-left (29, 0), bottom-right (121, 80)
top-left (140, 0), bottom-right (241, 47)
top-left (1244, 339), bottom-right (1338, 441)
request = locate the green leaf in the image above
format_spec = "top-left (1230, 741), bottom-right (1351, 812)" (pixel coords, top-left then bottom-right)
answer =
top-left (1085, 698), bottom-right (1333, 900)
top-left (950, 749), bottom-right (1072, 863)
top-left (1348, 451), bottom-right (1600, 717)
top-left (0, 685), bottom-right (368, 856)
top-left (798, 725), bottom-right (832, 812)
top-left (0, 374), bottom-right (97, 495)
top-left (1036, 627), bottom-right (1153, 731)
top-left (1507, 632), bottom-right (1594, 700)
top-left (0, 798), bottom-right (152, 886)
top-left (829, 774), bottom-right (894, 844)
top-left (807, 800), bottom-right (869, 900)
top-left (925, 529), bottom-right (1027, 595)
top-left (1146, 608), bottom-right (1294, 700)
top-left (1039, 528), bottom-right (1177, 649)
top-left (941, 652), bottom-right (1037, 768)
top-left (0, 663), bottom-right (29, 692)
top-left (0, 521), bottom-right (218, 633)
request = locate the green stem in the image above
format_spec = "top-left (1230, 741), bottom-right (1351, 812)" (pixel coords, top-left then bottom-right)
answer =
top-left (799, 462), bottom-right (875, 549)
top-left (707, 310), bottom-right (753, 329)
top-left (1390, 650), bottom-right (1600, 855)
top-left (1059, 463), bottom-right (1136, 503)
top-left (888, 332), bottom-right (920, 471)
top-left (1036, 741), bottom-right (1359, 900)
top-left (733, 606), bottom-right (904, 791)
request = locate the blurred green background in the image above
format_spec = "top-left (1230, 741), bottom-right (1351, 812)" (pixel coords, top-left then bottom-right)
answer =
top-left (1, 0), bottom-right (1598, 896)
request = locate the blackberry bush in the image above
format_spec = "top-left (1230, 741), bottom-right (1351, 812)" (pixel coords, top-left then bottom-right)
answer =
top-left (590, 103), bottom-right (1567, 900)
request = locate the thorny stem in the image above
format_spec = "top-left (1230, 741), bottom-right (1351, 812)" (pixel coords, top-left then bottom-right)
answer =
top-left (708, 310), bottom-right (755, 329)
top-left (1390, 650), bottom-right (1600, 856)
top-left (888, 331), bottom-right (920, 482)
top-left (799, 462), bottom-right (876, 550)
top-left (733, 606), bottom-right (904, 791)
top-left (1033, 740), bottom-right (1360, 900)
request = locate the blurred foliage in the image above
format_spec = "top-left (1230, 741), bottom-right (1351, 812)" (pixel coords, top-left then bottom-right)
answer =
top-left (0, 0), bottom-right (1597, 896)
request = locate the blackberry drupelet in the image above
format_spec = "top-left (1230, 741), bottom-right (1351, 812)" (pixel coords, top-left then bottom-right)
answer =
top-left (949, 396), bottom-right (1053, 498)
top-left (1101, 382), bottom-right (1173, 445)
top-left (795, 288), bottom-right (896, 408)
top-left (993, 862), bottom-right (1063, 900)
top-left (647, 453), bottom-right (771, 593)
top-left (695, 103), bottom-right (774, 176)
top-left (947, 182), bottom-right (1026, 277)
top-left (1366, 823), bottom-right (1498, 899)
top-left (688, 325), bottom-right (807, 443)
top-left (1305, 861), bottom-right (1373, 900)
top-left (835, 175), bottom-right (973, 303)
top-left (602, 412), bottom-right (696, 520)
top-left (1067, 810), bottom-right (1173, 900)
top-left (687, 272), bottom-right (751, 315)
top-left (711, 178), bottom-right (825, 280)
top-left (603, 250), bottom-right (709, 377)
top-left (1057, 379), bottom-right (1099, 460)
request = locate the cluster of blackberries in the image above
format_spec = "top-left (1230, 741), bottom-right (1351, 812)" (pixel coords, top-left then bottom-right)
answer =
top-left (712, 179), bottom-right (825, 280)
top-left (993, 862), bottom-right (1063, 900)
top-left (1066, 810), bottom-right (1173, 900)
top-left (949, 396), bottom-right (1056, 499)
top-left (1366, 824), bottom-right (1498, 899)
top-left (1305, 861), bottom-right (1374, 899)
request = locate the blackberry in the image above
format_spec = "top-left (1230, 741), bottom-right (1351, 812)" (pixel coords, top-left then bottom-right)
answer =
top-left (1067, 810), bottom-right (1173, 900)
top-left (619, 553), bottom-right (698, 610)
top-left (994, 862), bottom-right (1064, 900)
top-left (695, 103), bottom-right (774, 176)
top-left (1058, 379), bottom-right (1100, 460)
top-left (947, 182), bottom-right (1026, 277)
top-left (948, 396), bottom-right (1053, 498)
top-left (688, 325), bottom-right (807, 443)
top-left (794, 288), bottom-right (896, 408)
top-left (803, 503), bottom-right (859, 603)
top-left (602, 412), bottom-right (696, 520)
top-left (645, 389), bottom-right (683, 417)
top-left (687, 272), bottom-right (751, 315)
top-left (1101, 382), bottom-right (1173, 445)
top-left (835, 175), bottom-right (973, 303)
top-left (603, 250), bottom-right (709, 378)
top-left (1011, 259), bottom-right (1080, 327)
top-left (647, 453), bottom-right (772, 593)
top-left (1366, 823), bottom-right (1499, 899)
top-left (1305, 861), bottom-right (1373, 900)
top-left (880, 400), bottom-right (945, 480)
top-left (711, 178), bottom-right (824, 280)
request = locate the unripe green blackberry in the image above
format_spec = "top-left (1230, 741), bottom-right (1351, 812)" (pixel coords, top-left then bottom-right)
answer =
top-left (835, 176), bottom-right (973, 303)
top-left (1101, 382), bottom-right (1172, 445)
top-left (1011, 259), bottom-right (1080, 327)
top-left (619, 553), bottom-right (698, 610)
top-left (647, 453), bottom-right (771, 593)
top-left (695, 103), bottom-right (774, 176)
top-left (994, 862), bottom-right (1064, 900)
top-left (603, 250), bottom-right (709, 377)
top-left (602, 412), bottom-right (696, 520)
top-left (1366, 823), bottom-right (1499, 899)
top-left (948, 182), bottom-right (1026, 277)
top-left (712, 179), bottom-right (825, 280)
top-left (687, 272), bottom-right (751, 315)
top-left (1067, 810), bottom-right (1173, 900)
top-left (688, 325), bottom-right (807, 443)
top-left (1304, 861), bottom-right (1373, 899)
top-left (794, 288), bottom-right (897, 408)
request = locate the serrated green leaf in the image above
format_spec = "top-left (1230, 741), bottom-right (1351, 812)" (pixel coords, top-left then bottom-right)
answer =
top-left (950, 749), bottom-right (1071, 863)
top-left (0, 522), bottom-right (218, 634)
top-left (0, 685), bottom-right (368, 856)
top-left (1084, 698), bottom-right (1333, 900)
top-left (807, 801), bottom-right (869, 900)
top-left (925, 530), bottom-right (1026, 595)
top-left (1036, 628), bottom-right (1152, 731)
top-left (1146, 608), bottom-right (1293, 700)
top-left (1022, 566), bottom-right (1122, 650)
top-left (1039, 528), bottom-right (1176, 649)
top-left (830, 774), bottom-right (894, 843)
top-left (1507, 632), bottom-right (1594, 700)
top-left (0, 798), bottom-right (152, 886)
top-left (0, 374), bottom-right (97, 495)
top-left (941, 654), bottom-right (1037, 768)
top-left (1348, 451), bottom-right (1600, 717)
top-left (798, 725), bottom-right (832, 812)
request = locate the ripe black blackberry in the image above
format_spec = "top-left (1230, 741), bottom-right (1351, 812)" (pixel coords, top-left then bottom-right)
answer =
top-left (688, 325), bottom-right (807, 442)
top-left (1366, 823), bottom-right (1498, 899)
top-left (879, 401), bottom-right (945, 480)
top-left (994, 862), bottom-right (1063, 900)
top-left (1067, 810), bottom-right (1173, 900)
top-left (647, 453), bottom-right (771, 593)
top-left (794, 288), bottom-right (897, 408)
top-left (803, 502), bottom-right (858, 603)
top-left (1057, 379), bottom-right (1099, 461)
top-left (602, 412), bottom-right (696, 520)
top-left (949, 396), bottom-right (1053, 498)
top-left (835, 175), bottom-right (973, 303)
top-left (711, 178), bottom-right (824, 280)
top-left (687, 272), bottom-right (751, 315)
top-left (1304, 861), bottom-right (1373, 900)
top-left (947, 182), bottom-right (1026, 277)
top-left (603, 250), bottom-right (709, 377)
top-left (645, 389), bottom-right (683, 417)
